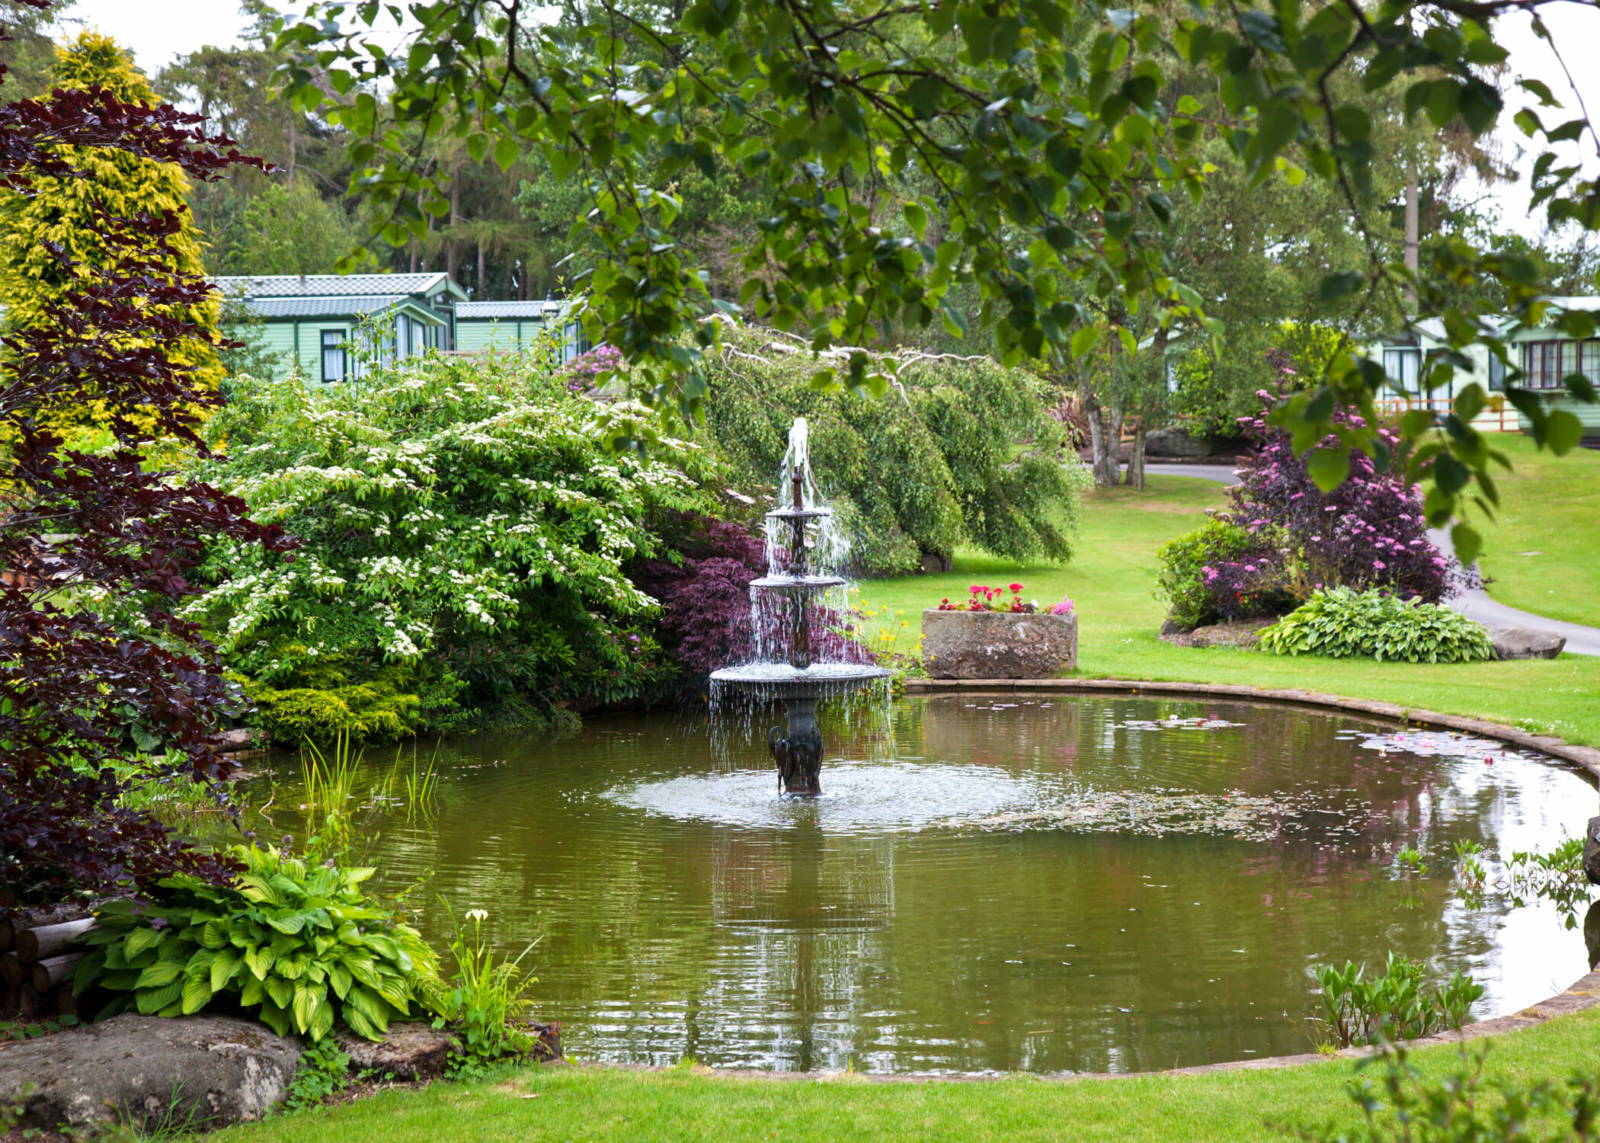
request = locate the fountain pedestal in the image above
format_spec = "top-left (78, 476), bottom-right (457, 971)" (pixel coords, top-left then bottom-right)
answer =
top-left (708, 418), bottom-right (890, 796)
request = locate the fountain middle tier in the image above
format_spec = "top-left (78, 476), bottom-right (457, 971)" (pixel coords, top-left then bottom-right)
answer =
top-left (709, 662), bottom-right (890, 703)
top-left (748, 574), bottom-right (848, 595)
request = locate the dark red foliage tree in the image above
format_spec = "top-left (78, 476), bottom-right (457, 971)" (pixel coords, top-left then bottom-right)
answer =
top-left (0, 0), bottom-right (291, 902)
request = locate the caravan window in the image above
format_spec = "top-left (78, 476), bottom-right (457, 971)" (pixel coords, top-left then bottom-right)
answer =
top-left (321, 330), bottom-right (347, 383)
top-left (1381, 347), bottom-right (1421, 395)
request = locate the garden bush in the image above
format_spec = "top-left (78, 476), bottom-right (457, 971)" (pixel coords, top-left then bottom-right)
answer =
top-left (76, 845), bottom-right (440, 1041)
top-left (1228, 366), bottom-right (1461, 604)
top-left (1258, 588), bottom-right (1495, 663)
top-left (1155, 518), bottom-right (1290, 628)
top-left (700, 328), bottom-right (1085, 575)
top-left (1157, 369), bottom-right (1465, 632)
top-left (187, 353), bottom-right (718, 741)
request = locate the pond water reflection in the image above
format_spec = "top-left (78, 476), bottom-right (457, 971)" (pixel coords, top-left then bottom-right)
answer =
top-left (245, 694), bottom-right (1598, 1074)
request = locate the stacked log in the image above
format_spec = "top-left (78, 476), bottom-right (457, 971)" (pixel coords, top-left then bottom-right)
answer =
top-left (0, 916), bottom-right (94, 1019)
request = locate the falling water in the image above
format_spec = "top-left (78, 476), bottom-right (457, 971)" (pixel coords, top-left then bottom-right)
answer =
top-left (708, 418), bottom-right (891, 794)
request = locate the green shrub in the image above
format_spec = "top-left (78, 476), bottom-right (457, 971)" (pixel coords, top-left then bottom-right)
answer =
top-left (1155, 518), bottom-right (1279, 629)
top-left (188, 353), bottom-right (711, 739)
top-left (249, 675), bottom-right (425, 744)
top-left (1314, 954), bottom-right (1484, 1048)
top-left (76, 845), bottom-right (440, 1041)
top-left (1258, 588), bottom-right (1495, 663)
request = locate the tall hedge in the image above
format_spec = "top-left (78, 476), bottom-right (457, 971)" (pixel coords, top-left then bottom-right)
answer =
top-left (701, 329), bottom-right (1085, 574)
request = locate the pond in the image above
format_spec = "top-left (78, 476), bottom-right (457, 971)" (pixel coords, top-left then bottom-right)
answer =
top-left (243, 693), bottom-right (1597, 1075)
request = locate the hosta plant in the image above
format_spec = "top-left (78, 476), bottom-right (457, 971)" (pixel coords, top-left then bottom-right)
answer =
top-left (75, 845), bottom-right (439, 1041)
top-left (1258, 588), bottom-right (1495, 664)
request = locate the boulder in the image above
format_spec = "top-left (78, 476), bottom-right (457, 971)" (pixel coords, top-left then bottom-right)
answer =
top-left (922, 609), bottom-right (1077, 679)
top-left (1160, 619), bottom-right (1272, 649)
top-left (1144, 427), bottom-right (1214, 458)
top-left (336, 1022), bottom-right (457, 1081)
top-left (1488, 627), bottom-right (1565, 660)
top-left (0, 1014), bottom-right (302, 1133)
top-left (1583, 816), bottom-right (1600, 887)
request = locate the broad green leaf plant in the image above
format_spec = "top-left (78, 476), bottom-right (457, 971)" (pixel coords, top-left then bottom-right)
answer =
top-left (76, 845), bottom-right (439, 1041)
top-left (278, 0), bottom-right (1600, 554)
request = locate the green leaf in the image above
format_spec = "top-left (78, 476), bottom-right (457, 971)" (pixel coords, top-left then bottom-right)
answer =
top-left (1069, 325), bottom-right (1102, 358)
top-left (1319, 272), bottom-right (1364, 302)
top-left (1451, 523), bottom-right (1482, 567)
top-left (1546, 409), bottom-right (1584, 455)
top-left (134, 961), bottom-right (183, 990)
top-left (1307, 446), bottom-right (1350, 492)
top-left (124, 927), bottom-right (164, 961)
top-left (181, 974), bottom-right (214, 1016)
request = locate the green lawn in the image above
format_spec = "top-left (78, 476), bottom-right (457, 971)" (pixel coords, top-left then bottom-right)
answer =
top-left (857, 472), bottom-right (1600, 749)
top-left (214, 466), bottom-right (1600, 1142)
top-left (1475, 434), bottom-right (1600, 628)
top-left (215, 1013), bottom-right (1600, 1142)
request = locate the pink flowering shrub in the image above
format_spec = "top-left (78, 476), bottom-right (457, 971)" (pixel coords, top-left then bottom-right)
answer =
top-left (1158, 359), bottom-right (1461, 630)
top-left (558, 343), bottom-right (624, 392)
top-left (1227, 358), bottom-right (1461, 604)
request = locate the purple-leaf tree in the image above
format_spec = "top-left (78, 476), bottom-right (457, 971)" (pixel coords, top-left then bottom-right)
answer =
top-left (0, 0), bottom-right (291, 903)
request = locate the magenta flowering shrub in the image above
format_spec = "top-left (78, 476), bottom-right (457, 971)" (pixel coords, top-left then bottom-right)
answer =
top-left (1227, 363), bottom-right (1461, 604)
top-left (936, 583), bottom-right (1035, 612)
top-left (559, 343), bottom-right (624, 392)
top-left (1157, 360), bottom-right (1461, 631)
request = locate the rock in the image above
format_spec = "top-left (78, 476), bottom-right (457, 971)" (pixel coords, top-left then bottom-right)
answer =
top-left (1489, 627), bottom-right (1565, 660)
top-left (1160, 619), bottom-right (1272, 648)
top-left (529, 1020), bottom-right (562, 1062)
top-left (1583, 816), bottom-right (1600, 887)
top-left (336, 1023), bottom-right (457, 1081)
top-left (0, 1014), bottom-right (301, 1133)
top-left (922, 609), bottom-right (1077, 679)
top-left (918, 551), bottom-right (954, 575)
top-left (1144, 427), bottom-right (1214, 458)
top-left (1159, 617), bottom-right (1192, 638)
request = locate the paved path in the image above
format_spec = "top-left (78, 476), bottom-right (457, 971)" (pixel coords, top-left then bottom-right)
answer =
top-left (1143, 461), bottom-right (1600, 656)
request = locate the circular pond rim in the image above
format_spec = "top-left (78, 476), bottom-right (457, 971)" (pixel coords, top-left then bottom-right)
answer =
top-left (557, 677), bottom-right (1600, 1085)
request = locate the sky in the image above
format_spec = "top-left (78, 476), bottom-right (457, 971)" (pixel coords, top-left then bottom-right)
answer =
top-left (58, 0), bottom-right (1600, 243)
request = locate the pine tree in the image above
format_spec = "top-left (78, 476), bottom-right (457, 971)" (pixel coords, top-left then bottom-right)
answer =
top-left (0, 31), bottom-right (221, 436)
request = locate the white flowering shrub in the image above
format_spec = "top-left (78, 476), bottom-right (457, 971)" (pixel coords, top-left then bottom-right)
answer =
top-left (187, 354), bottom-right (715, 740)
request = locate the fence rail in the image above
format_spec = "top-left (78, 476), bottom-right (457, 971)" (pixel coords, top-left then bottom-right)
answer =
top-left (1373, 395), bottom-right (1521, 433)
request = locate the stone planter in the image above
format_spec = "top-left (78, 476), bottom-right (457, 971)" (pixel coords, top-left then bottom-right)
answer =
top-left (921, 608), bottom-right (1078, 679)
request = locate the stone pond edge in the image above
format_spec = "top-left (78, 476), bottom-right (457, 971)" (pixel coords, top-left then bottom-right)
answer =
top-left (577, 676), bottom-right (1600, 1086)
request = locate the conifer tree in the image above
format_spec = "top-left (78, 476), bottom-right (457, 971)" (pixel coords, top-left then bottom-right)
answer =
top-left (0, 30), bottom-right (221, 432)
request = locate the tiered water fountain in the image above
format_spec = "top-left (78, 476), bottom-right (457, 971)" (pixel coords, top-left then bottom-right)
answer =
top-left (709, 419), bottom-right (890, 795)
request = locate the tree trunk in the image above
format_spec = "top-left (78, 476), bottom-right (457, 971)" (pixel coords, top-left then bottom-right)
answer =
top-left (1404, 167), bottom-right (1419, 314)
top-left (1084, 392), bottom-right (1123, 487)
top-left (1124, 420), bottom-right (1147, 490)
top-left (446, 179), bottom-right (461, 282)
top-left (477, 239), bottom-right (487, 298)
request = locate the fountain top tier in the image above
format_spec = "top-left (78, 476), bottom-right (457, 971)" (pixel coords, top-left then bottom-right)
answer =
top-left (710, 416), bottom-right (888, 684)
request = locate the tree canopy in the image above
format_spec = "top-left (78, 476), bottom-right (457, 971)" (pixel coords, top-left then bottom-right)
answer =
top-left (277, 0), bottom-right (1600, 559)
